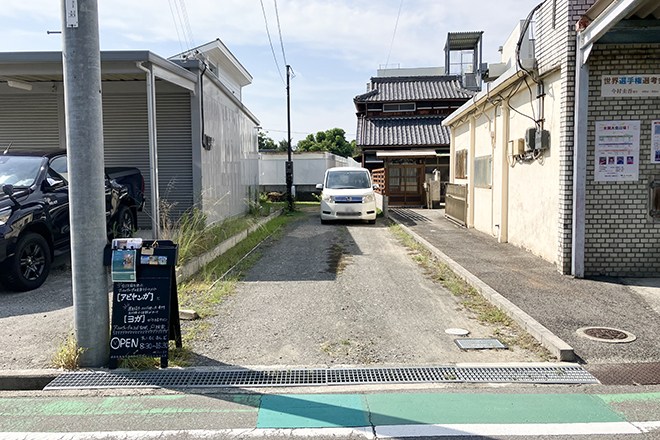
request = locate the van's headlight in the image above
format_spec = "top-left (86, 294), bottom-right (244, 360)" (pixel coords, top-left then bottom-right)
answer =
top-left (322, 194), bottom-right (334, 203)
top-left (363, 193), bottom-right (375, 204)
top-left (0, 208), bottom-right (11, 225)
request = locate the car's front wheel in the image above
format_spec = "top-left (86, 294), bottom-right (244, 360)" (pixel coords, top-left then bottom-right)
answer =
top-left (0, 232), bottom-right (52, 291)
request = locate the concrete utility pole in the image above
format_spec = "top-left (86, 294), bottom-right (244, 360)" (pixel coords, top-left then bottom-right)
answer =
top-left (285, 65), bottom-right (293, 211)
top-left (61, 0), bottom-right (110, 367)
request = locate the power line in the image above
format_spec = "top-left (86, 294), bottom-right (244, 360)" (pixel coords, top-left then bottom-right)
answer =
top-left (385, 0), bottom-right (404, 67)
top-left (177, 0), bottom-right (195, 50)
top-left (259, 0), bottom-right (286, 85)
top-left (273, 0), bottom-right (287, 67)
top-left (167, 0), bottom-right (186, 55)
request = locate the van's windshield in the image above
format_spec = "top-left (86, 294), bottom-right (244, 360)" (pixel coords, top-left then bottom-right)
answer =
top-left (325, 171), bottom-right (371, 189)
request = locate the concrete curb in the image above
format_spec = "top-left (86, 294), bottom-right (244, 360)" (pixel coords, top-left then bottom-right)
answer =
top-left (175, 209), bottom-right (284, 284)
top-left (389, 215), bottom-right (576, 362)
top-left (0, 369), bottom-right (60, 391)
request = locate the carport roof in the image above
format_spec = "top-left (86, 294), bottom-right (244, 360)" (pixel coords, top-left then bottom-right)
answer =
top-left (0, 50), bottom-right (197, 89)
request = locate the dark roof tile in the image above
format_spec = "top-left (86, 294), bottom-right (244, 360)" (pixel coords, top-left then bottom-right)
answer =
top-left (354, 75), bottom-right (474, 102)
top-left (356, 115), bottom-right (450, 147)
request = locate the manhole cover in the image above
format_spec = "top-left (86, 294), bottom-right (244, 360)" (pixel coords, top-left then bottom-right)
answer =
top-left (576, 327), bottom-right (636, 343)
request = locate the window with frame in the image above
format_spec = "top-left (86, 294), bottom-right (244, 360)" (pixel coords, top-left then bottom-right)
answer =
top-left (474, 155), bottom-right (492, 189)
top-left (455, 149), bottom-right (468, 179)
top-left (383, 103), bottom-right (416, 112)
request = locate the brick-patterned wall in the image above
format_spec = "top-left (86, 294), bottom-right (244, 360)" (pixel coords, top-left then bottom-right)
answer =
top-left (536, 0), bottom-right (594, 274)
top-left (583, 44), bottom-right (660, 276)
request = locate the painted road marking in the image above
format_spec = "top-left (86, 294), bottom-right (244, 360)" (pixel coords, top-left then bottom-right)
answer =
top-left (255, 393), bottom-right (625, 428)
top-left (257, 394), bottom-right (367, 428)
top-left (376, 422), bottom-right (642, 437)
top-left (0, 423), bottom-right (655, 439)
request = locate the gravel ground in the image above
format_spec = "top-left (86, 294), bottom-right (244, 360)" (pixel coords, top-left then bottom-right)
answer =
top-left (0, 257), bottom-right (74, 370)
top-left (188, 213), bottom-right (548, 368)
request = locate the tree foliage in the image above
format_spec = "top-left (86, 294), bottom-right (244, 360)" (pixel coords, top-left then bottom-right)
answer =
top-left (258, 132), bottom-right (290, 152)
top-left (296, 128), bottom-right (357, 158)
top-left (258, 132), bottom-right (276, 150)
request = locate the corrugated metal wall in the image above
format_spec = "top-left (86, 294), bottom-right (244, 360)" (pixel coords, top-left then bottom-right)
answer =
top-left (101, 93), bottom-right (151, 227)
top-left (0, 93), bottom-right (61, 149)
top-left (102, 91), bottom-right (193, 228)
top-left (154, 93), bottom-right (194, 221)
top-left (0, 86), bottom-right (194, 231)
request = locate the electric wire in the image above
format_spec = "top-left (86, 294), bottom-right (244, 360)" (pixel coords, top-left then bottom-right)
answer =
top-left (385, 0), bottom-right (404, 68)
top-left (260, 0), bottom-right (286, 85)
top-left (167, 0), bottom-right (186, 55)
top-left (171, 0), bottom-right (190, 51)
top-left (177, 0), bottom-right (196, 50)
top-left (273, 0), bottom-right (287, 67)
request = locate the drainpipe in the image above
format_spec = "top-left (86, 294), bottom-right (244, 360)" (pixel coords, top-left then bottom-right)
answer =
top-left (468, 115), bottom-right (476, 228)
top-left (449, 126), bottom-right (456, 184)
top-left (490, 106), bottom-right (497, 237)
top-left (571, 44), bottom-right (589, 278)
top-left (500, 103), bottom-right (510, 243)
top-left (137, 62), bottom-right (160, 238)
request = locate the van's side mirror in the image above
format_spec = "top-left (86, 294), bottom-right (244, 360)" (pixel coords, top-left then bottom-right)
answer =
top-left (373, 183), bottom-right (379, 190)
top-left (315, 184), bottom-right (323, 190)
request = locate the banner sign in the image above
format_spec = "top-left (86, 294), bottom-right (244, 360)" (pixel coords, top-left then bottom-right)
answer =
top-left (601, 75), bottom-right (660, 97)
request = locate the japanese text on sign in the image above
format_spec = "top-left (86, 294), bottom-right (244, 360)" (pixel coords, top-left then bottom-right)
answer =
top-left (594, 120), bottom-right (640, 182)
top-left (601, 75), bottom-right (660, 97)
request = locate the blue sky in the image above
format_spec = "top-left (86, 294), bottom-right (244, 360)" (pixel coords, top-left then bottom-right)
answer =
top-left (0, 0), bottom-right (543, 143)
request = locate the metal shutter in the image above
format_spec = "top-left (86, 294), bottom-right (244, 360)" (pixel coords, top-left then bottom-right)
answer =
top-left (0, 94), bottom-right (61, 150)
top-left (102, 91), bottom-right (193, 229)
top-left (155, 93), bottom-right (193, 220)
top-left (102, 94), bottom-right (152, 228)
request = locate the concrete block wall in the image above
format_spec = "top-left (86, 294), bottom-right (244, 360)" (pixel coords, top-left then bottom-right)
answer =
top-left (536, 0), bottom-right (594, 274)
top-left (583, 44), bottom-right (660, 276)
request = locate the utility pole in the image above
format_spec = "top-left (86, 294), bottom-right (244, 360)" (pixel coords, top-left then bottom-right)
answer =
top-left (61, 0), bottom-right (110, 367)
top-left (285, 65), bottom-right (293, 211)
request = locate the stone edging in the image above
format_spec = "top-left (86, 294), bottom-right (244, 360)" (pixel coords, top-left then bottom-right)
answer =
top-left (388, 215), bottom-right (576, 362)
top-left (175, 209), bottom-right (284, 284)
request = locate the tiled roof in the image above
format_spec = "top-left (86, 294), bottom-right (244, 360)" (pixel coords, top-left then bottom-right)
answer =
top-left (354, 76), bottom-right (474, 102)
top-left (357, 115), bottom-right (450, 147)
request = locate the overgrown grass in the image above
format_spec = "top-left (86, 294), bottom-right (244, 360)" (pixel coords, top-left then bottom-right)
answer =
top-left (51, 330), bottom-right (84, 370)
top-left (388, 223), bottom-right (552, 360)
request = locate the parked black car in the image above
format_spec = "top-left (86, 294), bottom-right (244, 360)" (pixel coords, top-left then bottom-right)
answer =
top-left (0, 150), bottom-right (145, 291)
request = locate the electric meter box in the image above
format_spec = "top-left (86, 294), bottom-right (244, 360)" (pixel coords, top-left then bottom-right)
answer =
top-left (525, 128), bottom-right (550, 151)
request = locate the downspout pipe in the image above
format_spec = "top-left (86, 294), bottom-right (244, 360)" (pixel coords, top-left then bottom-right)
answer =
top-left (137, 61), bottom-right (160, 238)
top-left (571, 43), bottom-right (589, 278)
top-left (500, 103), bottom-right (510, 243)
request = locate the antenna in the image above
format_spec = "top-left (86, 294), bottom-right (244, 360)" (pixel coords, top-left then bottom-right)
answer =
top-left (3, 142), bottom-right (13, 155)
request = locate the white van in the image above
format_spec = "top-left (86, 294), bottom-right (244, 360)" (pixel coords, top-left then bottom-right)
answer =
top-left (316, 167), bottom-right (378, 224)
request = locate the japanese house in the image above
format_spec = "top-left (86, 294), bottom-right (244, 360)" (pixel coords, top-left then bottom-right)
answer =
top-left (354, 33), bottom-right (482, 207)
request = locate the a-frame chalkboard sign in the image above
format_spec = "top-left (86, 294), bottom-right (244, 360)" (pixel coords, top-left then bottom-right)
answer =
top-left (104, 240), bottom-right (182, 368)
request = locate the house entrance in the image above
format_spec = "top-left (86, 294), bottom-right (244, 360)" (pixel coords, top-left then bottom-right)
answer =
top-left (387, 158), bottom-right (425, 206)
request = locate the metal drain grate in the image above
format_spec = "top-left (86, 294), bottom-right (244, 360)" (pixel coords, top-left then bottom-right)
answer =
top-left (44, 365), bottom-right (598, 390)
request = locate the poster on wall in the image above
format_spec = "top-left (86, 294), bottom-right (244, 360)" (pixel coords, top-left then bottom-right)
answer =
top-left (652, 120), bottom-right (660, 164)
top-left (595, 120), bottom-right (640, 182)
